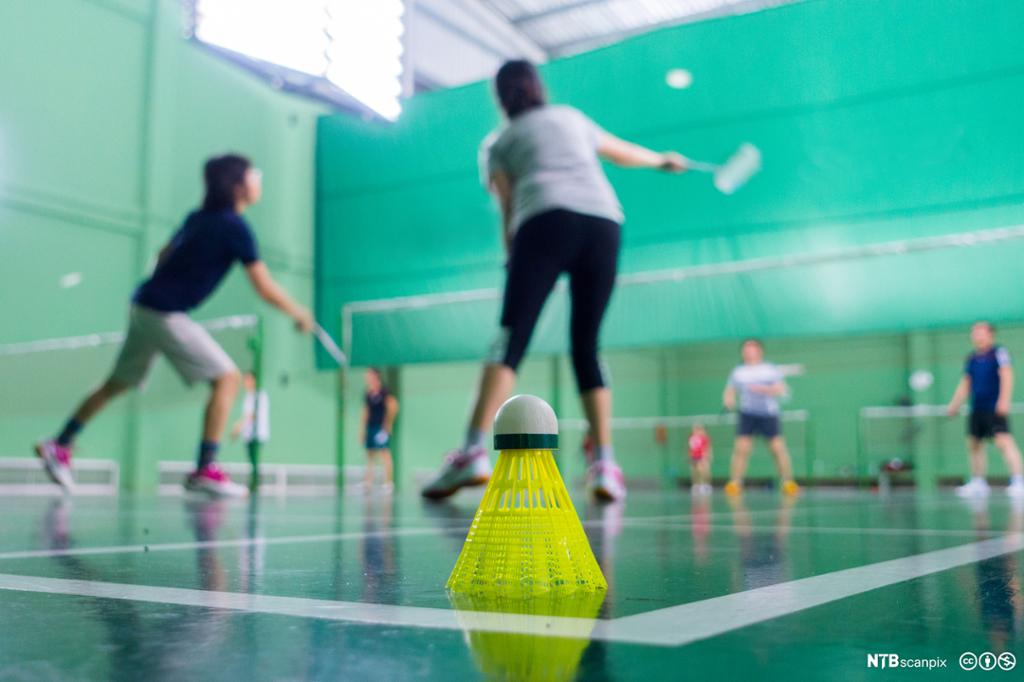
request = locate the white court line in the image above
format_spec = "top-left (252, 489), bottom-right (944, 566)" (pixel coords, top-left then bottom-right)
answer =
top-left (0, 526), bottom-right (457, 561)
top-left (0, 573), bottom-right (599, 640)
top-left (595, 533), bottom-right (1024, 646)
top-left (0, 534), bottom-right (1020, 646)
top-left (0, 498), bottom-right (973, 561)
top-left (620, 521), bottom-right (1002, 538)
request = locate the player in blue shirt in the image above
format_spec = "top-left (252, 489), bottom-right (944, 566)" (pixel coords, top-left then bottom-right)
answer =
top-left (36, 154), bottom-right (314, 496)
top-left (946, 321), bottom-right (1024, 498)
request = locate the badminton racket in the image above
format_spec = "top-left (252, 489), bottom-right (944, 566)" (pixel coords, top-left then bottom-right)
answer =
top-left (683, 143), bottom-right (762, 194)
top-left (315, 324), bottom-right (348, 366)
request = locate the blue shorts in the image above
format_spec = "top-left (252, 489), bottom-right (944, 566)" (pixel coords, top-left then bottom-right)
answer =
top-left (365, 429), bottom-right (390, 450)
top-left (737, 413), bottom-right (781, 439)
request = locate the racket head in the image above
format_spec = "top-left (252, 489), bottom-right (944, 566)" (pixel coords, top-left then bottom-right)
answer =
top-left (713, 143), bottom-right (761, 194)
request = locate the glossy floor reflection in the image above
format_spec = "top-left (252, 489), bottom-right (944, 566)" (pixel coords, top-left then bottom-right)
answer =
top-left (0, 488), bottom-right (1021, 680)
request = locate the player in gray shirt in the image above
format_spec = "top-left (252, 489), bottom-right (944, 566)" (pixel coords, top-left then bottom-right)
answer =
top-left (423, 60), bottom-right (690, 503)
top-left (722, 339), bottom-right (800, 497)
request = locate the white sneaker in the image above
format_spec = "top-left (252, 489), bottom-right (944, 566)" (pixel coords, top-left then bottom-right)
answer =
top-left (955, 479), bottom-right (991, 498)
top-left (1007, 480), bottom-right (1024, 499)
top-left (699, 483), bottom-right (713, 496)
top-left (184, 465), bottom-right (249, 498)
top-left (421, 446), bottom-right (491, 499)
top-left (587, 460), bottom-right (627, 502)
top-left (35, 440), bottom-right (74, 491)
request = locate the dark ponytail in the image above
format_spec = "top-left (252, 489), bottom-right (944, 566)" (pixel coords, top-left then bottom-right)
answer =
top-left (202, 154), bottom-right (251, 212)
top-left (495, 60), bottom-right (546, 118)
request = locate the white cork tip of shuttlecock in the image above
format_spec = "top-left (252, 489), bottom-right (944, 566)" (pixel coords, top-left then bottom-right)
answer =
top-left (493, 395), bottom-right (559, 450)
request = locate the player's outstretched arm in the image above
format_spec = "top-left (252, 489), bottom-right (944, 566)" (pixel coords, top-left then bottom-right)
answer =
top-left (947, 376), bottom-right (971, 415)
top-left (245, 261), bottom-right (313, 333)
top-left (597, 132), bottom-right (688, 172)
top-left (722, 384), bottom-right (736, 411)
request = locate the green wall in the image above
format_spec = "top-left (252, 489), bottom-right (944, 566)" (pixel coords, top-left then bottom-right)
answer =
top-left (317, 0), bottom-right (1024, 367)
top-left (0, 0), bottom-right (334, 490)
top-left (316, 0), bottom-right (1024, 489)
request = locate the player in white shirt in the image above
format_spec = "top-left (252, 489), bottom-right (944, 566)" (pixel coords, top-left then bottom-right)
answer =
top-left (722, 340), bottom-right (799, 497)
top-left (232, 372), bottom-right (269, 473)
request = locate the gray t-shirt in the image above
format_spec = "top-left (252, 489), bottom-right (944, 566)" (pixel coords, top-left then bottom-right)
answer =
top-left (480, 105), bottom-right (624, 233)
top-left (728, 363), bottom-right (785, 417)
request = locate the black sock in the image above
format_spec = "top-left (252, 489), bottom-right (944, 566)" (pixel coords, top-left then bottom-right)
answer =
top-left (56, 418), bottom-right (84, 447)
top-left (197, 440), bottom-right (219, 470)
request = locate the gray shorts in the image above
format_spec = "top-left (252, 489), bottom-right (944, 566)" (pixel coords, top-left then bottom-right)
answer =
top-left (109, 305), bottom-right (237, 387)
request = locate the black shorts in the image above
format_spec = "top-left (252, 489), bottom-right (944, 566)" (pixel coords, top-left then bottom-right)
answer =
top-left (495, 209), bottom-right (620, 392)
top-left (365, 428), bottom-right (391, 450)
top-left (968, 411), bottom-right (1009, 440)
top-left (737, 413), bottom-right (781, 439)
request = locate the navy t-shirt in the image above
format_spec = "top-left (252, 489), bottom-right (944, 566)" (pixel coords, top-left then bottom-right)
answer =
top-left (365, 389), bottom-right (390, 431)
top-left (133, 209), bottom-right (259, 312)
top-left (965, 345), bottom-right (1012, 412)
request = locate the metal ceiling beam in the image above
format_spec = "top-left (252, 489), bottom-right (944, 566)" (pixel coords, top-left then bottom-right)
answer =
top-left (543, 0), bottom-right (793, 56)
top-left (507, 0), bottom-right (610, 25)
top-left (460, 0), bottom-right (549, 61)
top-left (415, 2), bottom-right (515, 61)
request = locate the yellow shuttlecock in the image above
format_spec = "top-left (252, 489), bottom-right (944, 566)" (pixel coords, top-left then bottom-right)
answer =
top-left (446, 395), bottom-right (607, 596)
top-left (449, 590), bottom-right (605, 682)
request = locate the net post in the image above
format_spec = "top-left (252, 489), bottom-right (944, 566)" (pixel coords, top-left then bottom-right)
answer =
top-left (337, 309), bottom-right (352, 492)
top-left (385, 365), bottom-right (401, 490)
top-left (855, 408), bottom-right (867, 488)
top-left (247, 316), bottom-right (264, 492)
top-left (657, 349), bottom-right (673, 487)
top-left (907, 331), bottom-right (939, 492)
top-left (804, 414), bottom-right (814, 483)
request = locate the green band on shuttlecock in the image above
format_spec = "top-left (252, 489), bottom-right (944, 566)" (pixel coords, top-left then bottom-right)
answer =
top-left (494, 433), bottom-right (558, 450)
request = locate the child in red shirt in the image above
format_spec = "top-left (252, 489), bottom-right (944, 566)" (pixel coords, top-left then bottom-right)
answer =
top-left (689, 424), bottom-right (713, 495)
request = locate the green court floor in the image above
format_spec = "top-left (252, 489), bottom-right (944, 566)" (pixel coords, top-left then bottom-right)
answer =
top-left (0, 488), bottom-right (1020, 680)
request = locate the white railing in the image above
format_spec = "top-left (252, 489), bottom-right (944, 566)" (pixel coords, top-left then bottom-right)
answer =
top-left (157, 461), bottom-right (361, 496)
top-left (0, 458), bottom-right (119, 496)
top-left (0, 314), bottom-right (258, 357)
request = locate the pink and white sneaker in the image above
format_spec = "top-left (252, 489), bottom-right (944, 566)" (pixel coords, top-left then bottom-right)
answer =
top-left (185, 465), bottom-right (249, 498)
top-left (421, 446), bottom-right (491, 499)
top-left (587, 460), bottom-right (627, 502)
top-left (35, 440), bottom-right (74, 491)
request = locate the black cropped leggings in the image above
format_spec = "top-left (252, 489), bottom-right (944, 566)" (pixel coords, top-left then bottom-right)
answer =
top-left (492, 209), bottom-right (620, 392)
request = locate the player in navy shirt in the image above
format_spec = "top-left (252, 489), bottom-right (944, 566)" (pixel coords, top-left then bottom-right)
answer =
top-left (133, 209), bottom-right (260, 312)
top-left (946, 321), bottom-right (1024, 498)
top-left (36, 154), bottom-right (314, 497)
top-left (361, 368), bottom-right (400, 491)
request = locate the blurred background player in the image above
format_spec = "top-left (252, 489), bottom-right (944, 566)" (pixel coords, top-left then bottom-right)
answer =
top-left (421, 59), bottom-right (687, 502)
top-left (946, 321), bottom-right (1024, 498)
top-left (688, 423), bottom-right (712, 495)
top-left (362, 368), bottom-right (399, 492)
top-left (35, 154), bottom-right (314, 497)
top-left (722, 339), bottom-right (799, 497)
top-left (231, 371), bottom-right (270, 476)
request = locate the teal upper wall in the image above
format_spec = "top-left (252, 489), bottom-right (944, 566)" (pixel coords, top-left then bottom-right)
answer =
top-left (316, 0), bottom-right (1024, 366)
top-left (0, 0), bottom-right (334, 485)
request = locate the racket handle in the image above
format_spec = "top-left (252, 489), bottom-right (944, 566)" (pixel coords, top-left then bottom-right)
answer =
top-left (686, 160), bottom-right (718, 173)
